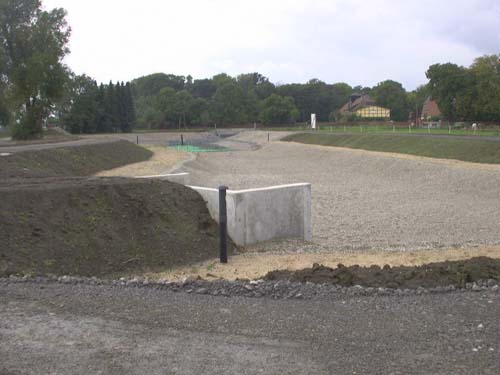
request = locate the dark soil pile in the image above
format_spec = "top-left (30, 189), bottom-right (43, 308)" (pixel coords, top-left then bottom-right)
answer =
top-left (0, 140), bottom-right (152, 179)
top-left (0, 178), bottom-right (235, 278)
top-left (264, 258), bottom-right (500, 289)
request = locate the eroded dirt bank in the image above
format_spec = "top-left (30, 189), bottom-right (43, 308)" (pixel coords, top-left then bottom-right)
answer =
top-left (0, 178), bottom-right (234, 278)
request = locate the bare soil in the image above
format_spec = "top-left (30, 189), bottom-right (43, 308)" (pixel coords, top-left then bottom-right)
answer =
top-left (0, 178), bottom-right (234, 278)
top-left (146, 244), bottom-right (500, 281)
top-left (264, 257), bottom-right (500, 288)
top-left (0, 139), bottom-right (234, 278)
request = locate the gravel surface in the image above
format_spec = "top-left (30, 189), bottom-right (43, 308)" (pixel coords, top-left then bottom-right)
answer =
top-left (1, 279), bottom-right (499, 374)
top-left (95, 146), bottom-right (190, 177)
top-left (183, 131), bottom-right (500, 252)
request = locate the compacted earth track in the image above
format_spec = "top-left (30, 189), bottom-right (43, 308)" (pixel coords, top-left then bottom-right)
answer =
top-left (1, 281), bottom-right (499, 375)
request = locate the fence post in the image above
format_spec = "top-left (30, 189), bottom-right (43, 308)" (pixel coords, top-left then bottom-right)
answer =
top-left (181, 134), bottom-right (184, 146)
top-left (136, 135), bottom-right (139, 145)
top-left (218, 186), bottom-right (228, 264)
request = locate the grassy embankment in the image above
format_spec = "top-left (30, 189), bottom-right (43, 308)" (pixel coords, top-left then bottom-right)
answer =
top-left (283, 133), bottom-right (500, 164)
top-left (269, 123), bottom-right (500, 137)
top-left (0, 140), bottom-right (153, 178)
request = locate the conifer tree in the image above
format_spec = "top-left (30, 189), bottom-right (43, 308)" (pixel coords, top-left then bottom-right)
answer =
top-left (125, 82), bottom-right (136, 131)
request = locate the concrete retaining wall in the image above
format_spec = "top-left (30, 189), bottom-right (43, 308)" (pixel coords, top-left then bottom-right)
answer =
top-left (189, 183), bottom-right (312, 246)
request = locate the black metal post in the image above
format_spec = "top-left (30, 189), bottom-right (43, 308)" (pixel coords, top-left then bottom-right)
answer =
top-left (136, 135), bottom-right (139, 145)
top-left (181, 134), bottom-right (184, 146)
top-left (218, 186), bottom-right (228, 264)
top-left (268, 133), bottom-right (270, 142)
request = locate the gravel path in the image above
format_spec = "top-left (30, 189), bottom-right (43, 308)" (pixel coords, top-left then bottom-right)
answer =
top-left (1, 281), bottom-right (498, 375)
top-left (95, 146), bottom-right (190, 177)
top-left (183, 132), bottom-right (500, 252)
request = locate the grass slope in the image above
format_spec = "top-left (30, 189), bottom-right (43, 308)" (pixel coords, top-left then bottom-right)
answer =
top-left (0, 140), bottom-right (153, 179)
top-left (283, 133), bottom-right (500, 164)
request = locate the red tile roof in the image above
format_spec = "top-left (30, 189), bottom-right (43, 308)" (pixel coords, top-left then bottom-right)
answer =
top-left (421, 98), bottom-right (441, 119)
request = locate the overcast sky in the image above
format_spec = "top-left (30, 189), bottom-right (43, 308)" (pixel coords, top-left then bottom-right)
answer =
top-left (43, 0), bottom-right (500, 90)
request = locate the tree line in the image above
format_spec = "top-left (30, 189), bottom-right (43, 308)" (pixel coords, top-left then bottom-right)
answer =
top-left (129, 74), bottom-right (426, 129)
top-left (426, 55), bottom-right (500, 122)
top-left (58, 76), bottom-right (136, 134)
top-left (1, 0), bottom-right (499, 139)
top-left (131, 54), bottom-right (500, 129)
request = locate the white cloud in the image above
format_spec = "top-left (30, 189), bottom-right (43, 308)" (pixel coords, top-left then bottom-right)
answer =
top-left (43, 0), bottom-right (500, 89)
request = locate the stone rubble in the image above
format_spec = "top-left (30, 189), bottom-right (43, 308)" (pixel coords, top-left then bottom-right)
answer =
top-left (1, 274), bottom-right (499, 301)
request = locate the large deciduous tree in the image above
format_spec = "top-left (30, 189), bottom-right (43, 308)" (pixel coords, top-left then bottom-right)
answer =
top-left (0, 0), bottom-right (71, 139)
top-left (371, 80), bottom-right (409, 121)
top-left (210, 81), bottom-right (257, 125)
top-left (259, 94), bottom-right (299, 125)
top-left (469, 55), bottom-right (500, 121)
top-left (426, 63), bottom-right (472, 121)
top-left (132, 73), bottom-right (186, 98)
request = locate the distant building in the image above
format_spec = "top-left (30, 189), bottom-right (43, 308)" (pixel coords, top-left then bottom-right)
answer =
top-left (419, 97), bottom-right (442, 128)
top-left (421, 97), bottom-right (441, 121)
top-left (340, 94), bottom-right (390, 119)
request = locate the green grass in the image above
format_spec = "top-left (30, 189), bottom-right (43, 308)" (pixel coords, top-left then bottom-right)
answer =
top-left (268, 124), bottom-right (500, 137)
top-left (0, 140), bottom-right (153, 178)
top-left (283, 133), bottom-right (500, 164)
top-left (317, 125), bottom-right (500, 137)
top-left (134, 128), bottom-right (208, 133)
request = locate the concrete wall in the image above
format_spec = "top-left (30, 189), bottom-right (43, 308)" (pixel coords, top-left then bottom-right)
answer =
top-left (189, 183), bottom-right (312, 246)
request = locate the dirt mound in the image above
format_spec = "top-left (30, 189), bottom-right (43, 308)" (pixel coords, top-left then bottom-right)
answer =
top-left (0, 178), bottom-right (235, 278)
top-left (0, 140), bottom-right (152, 179)
top-left (264, 257), bottom-right (500, 288)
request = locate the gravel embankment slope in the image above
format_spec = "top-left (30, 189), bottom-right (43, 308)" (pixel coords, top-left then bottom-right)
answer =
top-left (1, 281), bottom-right (498, 375)
top-left (184, 134), bottom-right (500, 251)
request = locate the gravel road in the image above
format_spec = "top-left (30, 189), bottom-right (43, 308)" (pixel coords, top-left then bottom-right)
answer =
top-left (183, 131), bottom-right (500, 252)
top-left (1, 281), bottom-right (498, 375)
